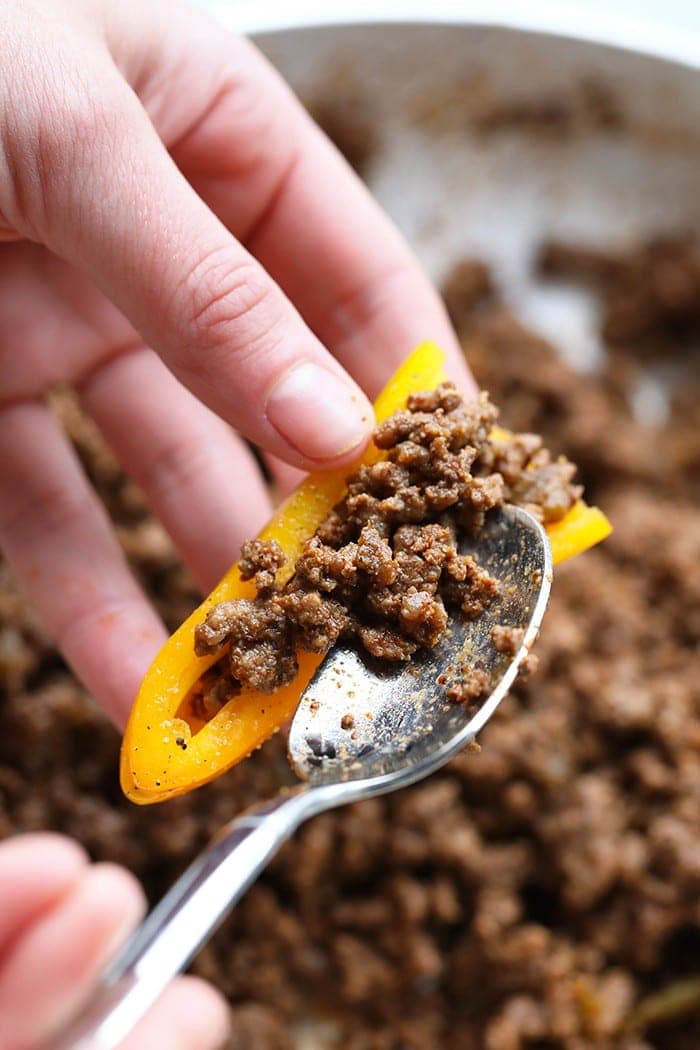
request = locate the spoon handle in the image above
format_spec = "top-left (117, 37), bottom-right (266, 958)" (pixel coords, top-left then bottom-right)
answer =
top-left (45, 788), bottom-right (314, 1050)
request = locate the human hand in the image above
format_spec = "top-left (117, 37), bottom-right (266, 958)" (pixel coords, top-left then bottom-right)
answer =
top-left (0, 0), bottom-right (474, 727)
top-left (0, 833), bottom-right (230, 1050)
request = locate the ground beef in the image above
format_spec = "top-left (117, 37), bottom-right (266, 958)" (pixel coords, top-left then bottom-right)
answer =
top-left (238, 540), bottom-right (288, 595)
top-left (473, 98), bottom-right (574, 135)
top-left (441, 260), bottom-right (495, 332)
top-left (490, 625), bottom-right (540, 680)
top-left (538, 234), bottom-right (700, 345)
top-left (409, 77), bottom-right (623, 139)
top-left (1, 238), bottom-right (699, 1050)
top-left (491, 625), bottom-right (526, 656)
top-left (197, 596), bottom-right (297, 693)
top-left (444, 667), bottom-right (491, 704)
top-left (193, 385), bottom-right (579, 698)
top-left (308, 92), bottom-right (378, 176)
top-left (481, 432), bottom-right (582, 523)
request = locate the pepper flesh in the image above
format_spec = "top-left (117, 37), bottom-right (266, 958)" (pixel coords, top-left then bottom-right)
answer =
top-left (121, 342), bottom-right (612, 804)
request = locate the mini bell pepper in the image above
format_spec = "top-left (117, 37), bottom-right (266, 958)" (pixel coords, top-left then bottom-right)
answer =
top-left (121, 342), bottom-right (611, 804)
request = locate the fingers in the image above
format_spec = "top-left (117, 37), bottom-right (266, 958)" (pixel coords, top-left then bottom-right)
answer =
top-left (0, 400), bottom-right (166, 727)
top-left (0, 834), bottom-right (229, 1050)
top-left (145, 11), bottom-right (476, 399)
top-left (241, 120), bottom-right (474, 399)
top-left (0, 834), bottom-right (87, 955)
top-left (117, 976), bottom-right (231, 1050)
top-left (1, 16), bottom-right (373, 470)
top-left (0, 856), bottom-right (145, 1047)
top-left (79, 346), bottom-right (272, 592)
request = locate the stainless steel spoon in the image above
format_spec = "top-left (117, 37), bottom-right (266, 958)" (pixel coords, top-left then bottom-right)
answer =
top-left (46, 504), bottom-right (551, 1050)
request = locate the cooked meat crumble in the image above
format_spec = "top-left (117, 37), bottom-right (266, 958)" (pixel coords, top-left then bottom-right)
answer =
top-left (491, 625), bottom-right (526, 656)
top-left (193, 384), bottom-right (580, 697)
top-left (538, 235), bottom-right (700, 345)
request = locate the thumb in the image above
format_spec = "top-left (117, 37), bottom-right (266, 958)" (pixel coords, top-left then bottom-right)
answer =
top-left (2, 51), bottom-right (373, 468)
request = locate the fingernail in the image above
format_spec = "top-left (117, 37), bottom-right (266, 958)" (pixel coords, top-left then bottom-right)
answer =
top-left (266, 363), bottom-right (373, 461)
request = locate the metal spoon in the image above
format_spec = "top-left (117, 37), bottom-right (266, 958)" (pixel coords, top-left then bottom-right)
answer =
top-left (46, 504), bottom-right (551, 1050)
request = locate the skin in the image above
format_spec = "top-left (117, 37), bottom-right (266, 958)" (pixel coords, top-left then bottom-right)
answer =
top-left (0, 1), bottom-right (475, 1044)
top-left (0, 834), bottom-right (230, 1049)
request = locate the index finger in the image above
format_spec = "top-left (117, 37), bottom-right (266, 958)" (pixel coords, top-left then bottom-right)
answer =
top-left (146, 14), bottom-right (476, 399)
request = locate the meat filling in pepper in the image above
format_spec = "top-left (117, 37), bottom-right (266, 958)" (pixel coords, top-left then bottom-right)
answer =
top-left (193, 383), bottom-right (581, 697)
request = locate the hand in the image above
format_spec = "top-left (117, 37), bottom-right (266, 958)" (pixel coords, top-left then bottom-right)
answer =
top-left (0, 833), bottom-right (230, 1050)
top-left (0, 0), bottom-right (475, 727)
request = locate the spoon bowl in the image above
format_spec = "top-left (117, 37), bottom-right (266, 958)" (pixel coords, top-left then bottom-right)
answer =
top-left (290, 504), bottom-right (551, 786)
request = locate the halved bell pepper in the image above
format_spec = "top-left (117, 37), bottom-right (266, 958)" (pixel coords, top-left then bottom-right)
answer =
top-left (121, 342), bottom-right (612, 804)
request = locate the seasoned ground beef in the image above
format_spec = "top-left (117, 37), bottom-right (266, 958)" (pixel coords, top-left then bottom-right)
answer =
top-left (193, 385), bottom-right (580, 697)
top-left (308, 92), bottom-right (378, 177)
top-left (490, 625), bottom-right (526, 656)
top-left (437, 259), bottom-right (495, 334)
top-left (538, 235), bottom-right (700, 345)
top-left (1, 236), bottom-right (699, 1049)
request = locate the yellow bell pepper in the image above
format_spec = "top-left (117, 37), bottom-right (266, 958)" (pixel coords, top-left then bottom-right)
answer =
top-left (121, 342), bottom-right (611, 805)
